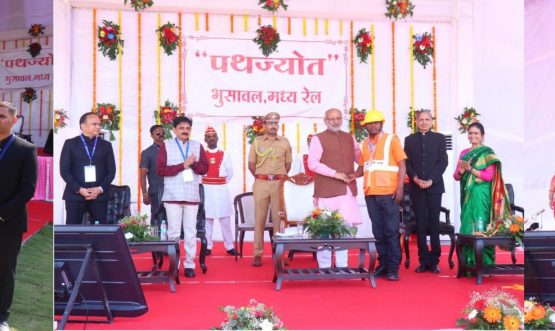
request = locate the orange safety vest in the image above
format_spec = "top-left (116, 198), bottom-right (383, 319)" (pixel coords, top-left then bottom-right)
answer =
top-left (361, 133), bottom-right (400, 195)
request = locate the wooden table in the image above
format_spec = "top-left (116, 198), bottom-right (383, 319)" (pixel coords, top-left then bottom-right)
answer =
top-left (272, 237), bottom-right (377, 290)
top-left (128, 240), bottom-right (180, 292)
top-left (455, 234), bottom-right (524, 284)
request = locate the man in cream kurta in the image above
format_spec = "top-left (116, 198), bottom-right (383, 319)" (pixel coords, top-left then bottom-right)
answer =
top-left (202, 126), bottom-right (238, 256)
top-left (157, 116), bottom-right (208, 278)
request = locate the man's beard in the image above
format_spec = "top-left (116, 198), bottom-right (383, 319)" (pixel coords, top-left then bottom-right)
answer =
top-left (327, 125), bottom-right (341, 132)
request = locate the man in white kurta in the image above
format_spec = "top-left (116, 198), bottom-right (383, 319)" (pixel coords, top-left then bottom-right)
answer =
top-left (202, 127), bottom-right (238, 256)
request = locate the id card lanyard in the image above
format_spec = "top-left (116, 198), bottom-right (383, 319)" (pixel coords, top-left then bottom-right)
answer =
top-left (174, 138), bottom-right (190, 161)
top-left (80, 134), bottom-right (98, 165)
top-left (0, 134), bottom-right (16, 161)
top-left (366, 132), bottom-right (382, 163)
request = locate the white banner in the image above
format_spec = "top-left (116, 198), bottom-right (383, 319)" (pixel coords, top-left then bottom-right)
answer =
top-left (184, 35), bottom-right (349, 118)
top-left (0, 47), bottom-right (53, 90)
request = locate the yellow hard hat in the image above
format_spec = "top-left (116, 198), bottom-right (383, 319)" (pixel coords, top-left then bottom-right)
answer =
top-left (360, 109), bottom-right (385, 125)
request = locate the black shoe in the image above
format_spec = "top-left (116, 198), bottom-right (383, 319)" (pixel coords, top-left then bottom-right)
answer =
top-left (226, 248), bottom-right (239, 256)
top-left (415, 265), bottom-right (427, 273)
top-left (373, 265), bottom-right (388, 278)
top-left (205, 249), bottom-right (212, 256)
top-left (430, 265), bottom-right (440, 273)
top-left (387, 271), bottom-right (399, 281)
top-left (184, 268), bottom-right (196, 278)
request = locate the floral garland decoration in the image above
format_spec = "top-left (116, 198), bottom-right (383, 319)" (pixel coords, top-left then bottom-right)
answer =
top-left (349, 108), bottom-right (368, 143)
top-left (385, 0), bottom-right (415, 21)
top-left (28, 24), bottom-right (45, 37)
top-left (456, 288), bottom-right (523, 330)
top-left (524, 298), bottom-right (555, 329)
top-left (156, 22), bottom-right (179, 56)
top-left (97, 20), bottom-right (124, 61)
top-left (413, 32), bottom-right (434, 69)
top-left (154, 100), bottom-right (178, 140)
top-left (245, 116), bottom-right (265, 144)
top-left (95, 102), bottom-right (120, 141)
top-left (27, 42), bottom-right (42, 58)
top-left (54, 109), bottom-right (69, 133)
top-left (454, 107), bottom-right (480, 134)
top-left (253, 25), bottom-right (281, 57)
top-left (353, 28), bottom-right (374, 64)
top-left (124, 0), bottom-right (154, 12)
top-left (215, 299), bottom-right (285, 330)
top-left (258, 0), bottom-right (288, 13)
top-left (21, 88), bottom-right (37, 104)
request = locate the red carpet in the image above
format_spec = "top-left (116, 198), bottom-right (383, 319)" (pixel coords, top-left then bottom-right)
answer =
top-left (23, 200), bottom-right (52, 242)
top-left (62, 241), bottom-right (524, 330)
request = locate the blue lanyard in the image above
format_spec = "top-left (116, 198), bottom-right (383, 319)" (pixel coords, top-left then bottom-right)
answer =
top-left (0, 134), bottom-right (15, 161)
top-left (80, 135), bottom-right (98, 165)
top-left (174, 138), bottom-right (190, 161)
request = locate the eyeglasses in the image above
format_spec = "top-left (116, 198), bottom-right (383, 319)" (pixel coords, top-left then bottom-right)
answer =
top-left (325, 117), bottom-right (342, 122)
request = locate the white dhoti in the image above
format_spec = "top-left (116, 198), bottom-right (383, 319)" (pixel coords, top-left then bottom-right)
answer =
top-left (204, 183), bottom-right (234, 250)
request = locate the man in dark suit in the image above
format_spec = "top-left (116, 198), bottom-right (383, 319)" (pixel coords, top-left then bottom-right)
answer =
top-left (0, 101), bottom-right (37, 331)
top-left (404, 110), bottom-right (448, 273)
top-left (60, 112), bottom-right (116, 224)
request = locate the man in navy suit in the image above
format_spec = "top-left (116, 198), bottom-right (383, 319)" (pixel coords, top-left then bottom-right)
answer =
top-left (60, 112), bottom-right (116, 224)
top-left (404, 110), bottom-right (448, 273)
top-left (0, 101), bottom-right (37, 331)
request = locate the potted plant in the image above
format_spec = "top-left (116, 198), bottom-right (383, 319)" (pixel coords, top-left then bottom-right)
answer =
top-left (119, 214), bottom-right (157, 242)
top-left (303, 208), bottom-right (355, 239)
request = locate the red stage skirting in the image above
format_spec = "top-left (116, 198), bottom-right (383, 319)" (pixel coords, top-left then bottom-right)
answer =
top-left (62, 241), bottom-right (524, 330)
top-left (23, 200), bottom-right (52, 242)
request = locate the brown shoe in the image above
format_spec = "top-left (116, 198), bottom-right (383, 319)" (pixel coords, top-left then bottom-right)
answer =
top-left (252, 256), bottom-right (262, 267)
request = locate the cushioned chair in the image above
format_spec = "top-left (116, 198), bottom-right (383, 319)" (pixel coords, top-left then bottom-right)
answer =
top-left (400, 187), bottom-right (455, 269)
top-left (506, 183), bottom-right (524, 217)
top-left (233, 192), bottom-right (273, 261)
top-left (106, 184), bottom-right (131, 224)
top-left (154, 184), bottom-right (208, 274)
top-left (279, 173), bottom-right (316, 260)
top-left (82, 184), bottom-right (131, 224)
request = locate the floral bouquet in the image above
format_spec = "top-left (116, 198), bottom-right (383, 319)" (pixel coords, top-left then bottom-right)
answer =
top-left (413, 32), bottom-right (434, 69)
top-left (385, 0), bottom-right (415, 21)
top-left (456, 288), bottom-right (523, 330)
top-left (154, 100), bottom-right (178, 140)
top-left (524, 298), bottom-right (555, 329)
top-left (98, 20), bottom-right (124, 61)
top-left (27, 42), bottom-right (42, 58)
top-left (245, 116), bottom-right (265, 144)
top-left (54, 109), bottom-right (68, 133)
top-left (124, 0), bottom-right (154, 11)
top-left (253, 25), bottom-right (281, 57)
top-left (120, 214), bottom-right (156, 242)
top-left (28, 23), bottom-right (45, 37)
top-left (95, 103), bottom-right (120, 141)
top-left (157, 22), bottom-right (179, 56)
top-left (455, 107), bottom-right (480, 134)
top-left (303, 208), bottom-right (355, 239)
top-left (354, 28), bottom-right (374, 64)
top-left (482, 215), bottom-right (525, 247)
top-left (349, 108), bottom-right (368, 143)
top-left (21, 88), bottom-right (37, 104)
top-left (258, 0), bottom-right (288, 13)
top-left (215, 299), bottom-right (285, 330)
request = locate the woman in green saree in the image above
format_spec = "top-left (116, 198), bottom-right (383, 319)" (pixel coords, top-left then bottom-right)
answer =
top-left (453, 123), bottom-right (512, 266)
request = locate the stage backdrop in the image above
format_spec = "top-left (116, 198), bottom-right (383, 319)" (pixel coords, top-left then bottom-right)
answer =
top-left (0, 37), bottom-right (53, 148)
top-left (53, 1), bottom-right (525, 241)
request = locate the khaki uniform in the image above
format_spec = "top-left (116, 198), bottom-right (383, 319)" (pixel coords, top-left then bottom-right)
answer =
top-left (248, 134), bottom-right (292, 257)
